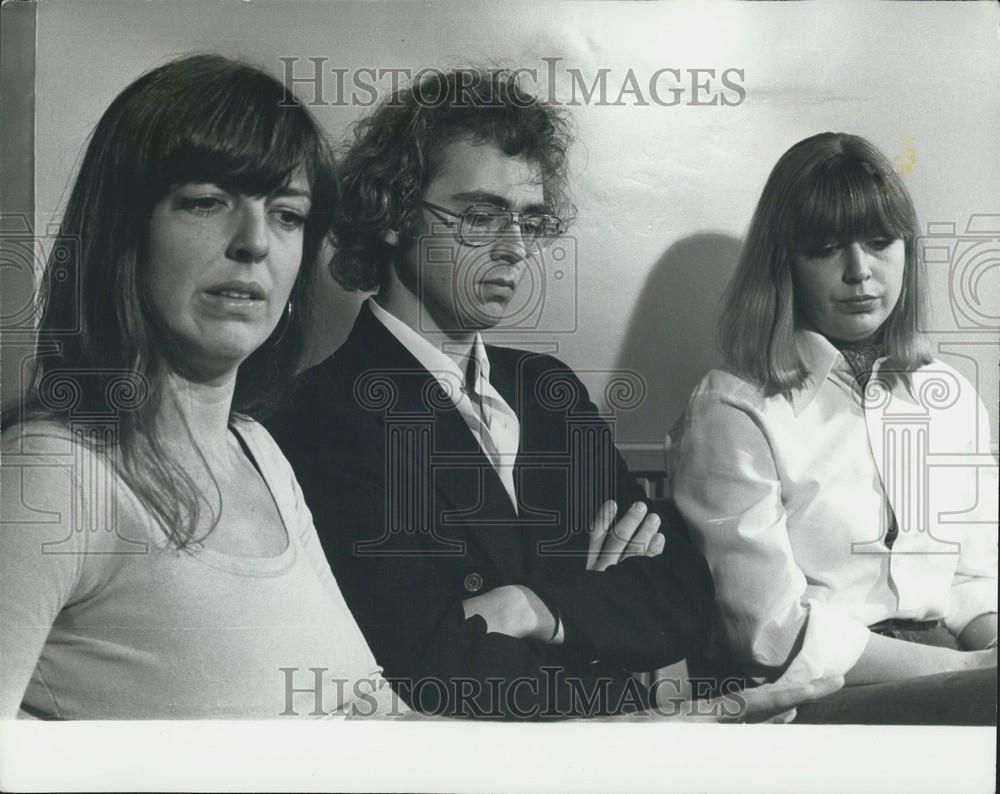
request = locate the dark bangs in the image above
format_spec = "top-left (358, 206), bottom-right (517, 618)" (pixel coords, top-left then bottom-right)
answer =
top-left (119, 55), bottom-right (337, 417)
top-left (140, 58), bottom-right (330, 201)
top-left (786, 154), bottom-right (916, 256)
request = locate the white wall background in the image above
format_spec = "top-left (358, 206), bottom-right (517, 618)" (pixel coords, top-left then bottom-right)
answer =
top-left (32, 0), bottom-right (1000, 454)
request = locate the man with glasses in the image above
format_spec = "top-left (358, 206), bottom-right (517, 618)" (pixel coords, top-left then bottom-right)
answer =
top-left (268, 68), bottom-right (839, 719)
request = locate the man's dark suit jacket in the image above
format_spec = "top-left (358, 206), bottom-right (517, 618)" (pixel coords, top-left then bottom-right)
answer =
top-left (267, 303), bottom-right (713, 718)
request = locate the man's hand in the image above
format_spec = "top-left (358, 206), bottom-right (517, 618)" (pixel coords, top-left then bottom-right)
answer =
top-left (587, 500), bottom-right (664, 572)
top-left (463, 585), bottom-right (559, 642)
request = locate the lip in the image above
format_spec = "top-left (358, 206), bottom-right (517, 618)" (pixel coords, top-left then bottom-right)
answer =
top-left (203, 280), bottom-right (267, 300)
top-left (836, 295), bottom-right (881, 313)
top-left (480, 279), bottom-right (517, 291)
top-left (200, 280), bottom-right (268, 317)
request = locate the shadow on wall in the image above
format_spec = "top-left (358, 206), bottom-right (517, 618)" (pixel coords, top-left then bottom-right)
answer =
top-left (613, 232), bottom-right (741, 445)
top-left (296, 232), bottom-right (745, 442)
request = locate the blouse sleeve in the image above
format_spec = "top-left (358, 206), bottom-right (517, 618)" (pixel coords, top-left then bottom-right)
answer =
top-left (672, 383), bottom-right (870, 681)
top-left (0, 430), bottom-right (88, 718)
top-left (944, 392), bottom-right (999, 635)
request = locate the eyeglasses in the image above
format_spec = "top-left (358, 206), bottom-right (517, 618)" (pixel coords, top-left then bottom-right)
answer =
top-left (422, 200), bottom-right (564, 247)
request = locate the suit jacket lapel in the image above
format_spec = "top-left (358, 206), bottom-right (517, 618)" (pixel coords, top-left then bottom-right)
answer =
top-left (343, 305), bottom-right (523, 572)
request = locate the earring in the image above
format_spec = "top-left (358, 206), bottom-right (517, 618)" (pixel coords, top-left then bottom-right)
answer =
top-left (270, 300), bottom-right (293, 345)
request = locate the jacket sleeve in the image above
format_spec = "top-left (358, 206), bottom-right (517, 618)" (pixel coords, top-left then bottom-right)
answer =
top-left (526, 526), bottom-right (715, 673)
top-left (267, 397), bottom-right (652, 719)
top-left (514, 357), bottom-right (715, 673)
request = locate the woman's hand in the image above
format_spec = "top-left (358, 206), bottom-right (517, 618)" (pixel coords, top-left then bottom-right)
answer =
top-left (697, 675), bottom-right (845, 723)
top-left (958, 613), bottom-right (998, 651)
top-left (606, 675), bottom-right (844, 724)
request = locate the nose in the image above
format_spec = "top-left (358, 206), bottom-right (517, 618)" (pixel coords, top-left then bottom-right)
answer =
top-left (227, 203), bottom-right (269, 263)
top-left (490, 218), bottom-right (531, 265)
top-left (842, 242), bottom-right (872, 284)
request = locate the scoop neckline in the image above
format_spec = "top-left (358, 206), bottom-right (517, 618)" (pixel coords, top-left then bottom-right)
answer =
top-left (181, 422), bottom-right (296, 576)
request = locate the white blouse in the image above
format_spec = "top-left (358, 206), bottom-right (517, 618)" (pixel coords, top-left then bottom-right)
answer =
top-left (671, 331), bottom-right (998, 680)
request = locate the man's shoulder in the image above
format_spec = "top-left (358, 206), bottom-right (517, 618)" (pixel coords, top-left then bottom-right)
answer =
top-left (486, 344), bottom-right (602, 418)
top-left (268, 331), bottom-right (437, 445)
top-left (265, 351), bottom-right (390, 471)
top-left (277, 350), bottom-right (353, 412)
top-left (277, 311), bottom-right (405, 405)
top-left (486, 344), bottom-right (579, 378)
top-left (265, 344), bottom-right (368, 443)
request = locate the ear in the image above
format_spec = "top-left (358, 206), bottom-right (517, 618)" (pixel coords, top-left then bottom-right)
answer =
top-left (382, 229), bottom-right (400, 247)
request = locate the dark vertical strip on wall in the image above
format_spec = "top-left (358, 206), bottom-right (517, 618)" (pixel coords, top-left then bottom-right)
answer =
top-left (0, 1), bottom-right (37, 414)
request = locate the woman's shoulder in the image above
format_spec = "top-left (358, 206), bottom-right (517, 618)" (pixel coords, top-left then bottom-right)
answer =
top-left (231, 415), bottom-right (285, 461)
top-left (889, 358), bottom-right (980, 402)
top-left (906, 357), bottom-right (988, 415)
top-left (911, 357), bottom-right (973, 385)
top-left (1, 419), bottom-right (140, 558)
top-left (1, 419), bottom-right (123, 486)
top-left (688, 367), bottom-right (770, 410)
top-left (2, 418), bottom-right (79, 457)
top-left (230, 415), bottom-right (301, 492)
top-left (231, 415), bottom-right (319, 541)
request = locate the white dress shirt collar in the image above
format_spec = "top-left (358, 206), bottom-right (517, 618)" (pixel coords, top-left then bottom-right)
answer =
top-left (367, 298), bottom-right (521, 512)
top-left (368, 297), bottom-right (471, 401)
top-left (790, 329), bottom-right (891, 416)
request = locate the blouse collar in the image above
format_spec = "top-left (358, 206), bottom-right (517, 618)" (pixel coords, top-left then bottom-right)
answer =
top-left (789, 330), bottom-right (890, 416)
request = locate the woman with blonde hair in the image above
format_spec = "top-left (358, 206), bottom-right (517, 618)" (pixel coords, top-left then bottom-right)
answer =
top-left (672, 132), bottom-right (997, 723)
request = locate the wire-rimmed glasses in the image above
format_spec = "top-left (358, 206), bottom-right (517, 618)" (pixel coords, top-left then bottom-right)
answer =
top-left (422, 200), bottom-right (564, 248)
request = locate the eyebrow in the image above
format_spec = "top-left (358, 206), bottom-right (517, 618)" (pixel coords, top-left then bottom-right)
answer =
top-left (450, 190), bottom-right (551, 215)
top-left (175, 180), bottom-right (313, 203)
top-left (271, 186), bottom-right (313, 201)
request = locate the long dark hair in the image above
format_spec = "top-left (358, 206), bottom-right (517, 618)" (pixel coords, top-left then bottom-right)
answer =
top-left (5, 54), bottom-right (338, 548)
top-left (719, 132), bottom-right (931, 396)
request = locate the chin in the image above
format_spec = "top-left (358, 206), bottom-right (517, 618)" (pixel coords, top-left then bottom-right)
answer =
top-left (836, 325), bottom-right (881, 343)
top-left (456, 305), bottom-right (506, 330)
top-left (201, 336), bottom-right (266, 367)
top-left (473, 314), bottom-right (506, 331)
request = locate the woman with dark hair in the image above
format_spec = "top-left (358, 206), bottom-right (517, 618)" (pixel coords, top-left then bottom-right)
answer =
top-left (0, 54), bottom-right (398, 719)
top-left (671, 132), bottom-right (997, 721)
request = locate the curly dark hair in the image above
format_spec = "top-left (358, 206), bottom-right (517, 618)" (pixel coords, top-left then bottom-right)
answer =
top-left (332, 67), bottom-right (576, 292)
